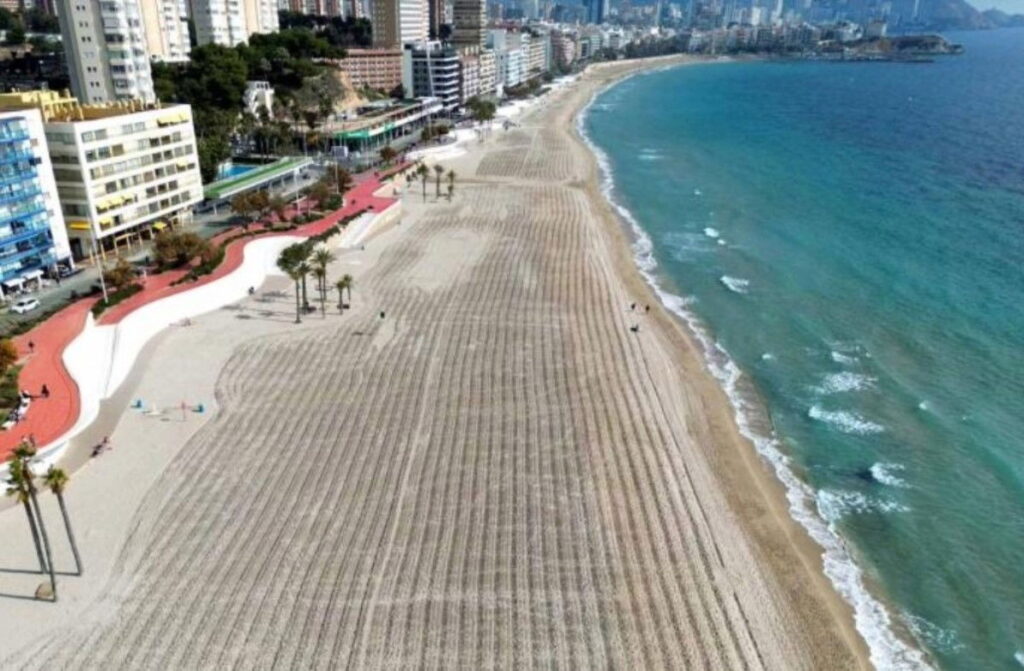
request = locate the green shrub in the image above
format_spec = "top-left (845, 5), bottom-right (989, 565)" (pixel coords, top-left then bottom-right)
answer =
top-left (91, 283), bottom-right (143, 317)
top-left (0, 364), bottom-right (21, 412)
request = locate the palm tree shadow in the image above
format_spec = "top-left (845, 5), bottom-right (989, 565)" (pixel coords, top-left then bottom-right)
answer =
top-left (0, 591), bottom-right (49, 602)
top-left (0, 566), bottom-right (78, 577)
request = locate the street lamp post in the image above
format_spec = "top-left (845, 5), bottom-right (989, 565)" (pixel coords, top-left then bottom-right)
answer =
top-left (91, 238), bottom-right (108, 305)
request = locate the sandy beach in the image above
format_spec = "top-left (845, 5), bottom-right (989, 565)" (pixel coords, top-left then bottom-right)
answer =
top-left (0, 56), bottom-right (869, 669)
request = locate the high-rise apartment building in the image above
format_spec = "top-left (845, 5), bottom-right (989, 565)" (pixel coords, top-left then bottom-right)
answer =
top-left (402, 41), bottom-right (460, 110)
top-left (283, 0), bottom-right (346, 15)
top-left (427, 0), bottom-right (443, 38)
top-left (58, 0), bottom-right (156, 104)
top-left (192, 0), bottom-right (280, 47)
top-left (140, 0), bottom-right (192, 63)
top-left (452, 0), bottom-right (486, 47)
top-left (586, 0), bottom-right (608, 24)
top-left (372, 0), bottom-right (429, 47)
top-left (0, 108), bottom-right (73, 292)
top-left (0, 91), bottom-right (203, 259)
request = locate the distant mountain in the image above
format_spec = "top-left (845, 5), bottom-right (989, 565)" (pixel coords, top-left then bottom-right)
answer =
top-left (980, 7), bottom-right (1024, 26)
top-left (913, 0), bottom-right (1024, 29)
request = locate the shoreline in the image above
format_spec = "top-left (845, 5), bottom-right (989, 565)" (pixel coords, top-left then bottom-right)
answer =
top-left (4, 57), bottom-right (875, 667)
top-left (570, 56), bottom-right (929, 670)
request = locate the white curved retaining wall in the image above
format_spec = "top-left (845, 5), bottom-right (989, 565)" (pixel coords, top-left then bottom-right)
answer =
top-left (103, 235), bottom-right (299, 398)
top-left (3, 184), bottom-right (395, 479)
top-left (2, 234), bottom-right (313, 479)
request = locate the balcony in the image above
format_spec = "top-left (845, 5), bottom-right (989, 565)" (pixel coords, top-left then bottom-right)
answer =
top-left (0, 203), bottom-right (46, 229)
top-left (0, 219), bottom-right (52, 248)
top-left (0, 149), bottom-right (35, 166)
top-left (0, 186), bottom-right (42, 209)
top-left (0, 131), bottom-right (30, 145)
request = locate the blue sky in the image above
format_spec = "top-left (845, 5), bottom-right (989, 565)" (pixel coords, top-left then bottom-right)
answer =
top-left (970, 0), bottom-right (1024, 11)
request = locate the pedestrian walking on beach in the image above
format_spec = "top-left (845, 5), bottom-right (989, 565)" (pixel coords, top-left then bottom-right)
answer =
top-left (630, 303), bottom-right (636, 311)
top-left (645, 305), bottom-right (650, 313)
top-left (28, 340), bottom-right (35, 353)
top-left (629, 324), bottom-right (640, 333)
top-left (380, 311), bottom-right (386, 319)
top-left (41, 384), bottom-right (49, 398)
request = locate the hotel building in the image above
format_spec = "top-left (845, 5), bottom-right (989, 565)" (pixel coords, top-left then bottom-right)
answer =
top-left (0, 108), bottom-right (73, 292)
top-left (324, 50), bottom-right (404, 92)
top-left (0, 92), bottom-right (202, 260)
top-left (57, 0), bottom-right (157, 104)
top-left (192, 0), bottom-right (281, 47)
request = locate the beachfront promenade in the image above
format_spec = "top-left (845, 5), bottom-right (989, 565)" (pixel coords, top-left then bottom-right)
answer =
top-left (0, 167), bottom-right (404, 464)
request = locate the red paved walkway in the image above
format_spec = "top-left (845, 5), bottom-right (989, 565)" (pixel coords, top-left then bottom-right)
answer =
top-left (1, 164), bottom-right (408, 460)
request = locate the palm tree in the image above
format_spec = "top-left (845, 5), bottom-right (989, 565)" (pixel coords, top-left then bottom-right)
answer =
top-left (313, 266), bottom-right (326, 317)
top-left (417, 164), bottom-right (429, 202)
top-left (12, 445), bottom-right (56, 599)
top-left (277, 244), bottom-right (306, 323)
top-left (336, 274), bottom-right (353, 313)
top-left (5, 455), bottom-right (46, 575)
top-left (335, 278), bottom-right (346, 313)
top-left (297, 260), bottom-right (312, 311)
top-left (433, 164), bottom-right (444, 200)
top-left (312, 247), bottom-right (336, 318)
top-left (341, 273), bottom-right (353, 304)
top-left (44, 467), bottom-right (82, 576)
top-left (446, 169), bottom-right (456, 201)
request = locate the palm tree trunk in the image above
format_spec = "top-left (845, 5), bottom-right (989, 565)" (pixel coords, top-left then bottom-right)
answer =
top-left (21, 500), bottom-right (46, 573)
top-left (56, 493), bottom-right (83, 576)
top-left (294, 280), bottom-right (302, 323)
top-left (301, 275), bottom-right (309, 309)
top-left (28, 489), bottom-right (56, 600)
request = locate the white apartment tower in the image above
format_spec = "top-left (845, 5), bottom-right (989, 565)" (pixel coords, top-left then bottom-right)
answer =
top-left (58, 0), bottom-right (156, 104)
top-left (372, 0), bottom-right (428, 48)
top-left (140, 0), bottom-right (192, 63)
top-left (192, 0), bottom-right (281, 47)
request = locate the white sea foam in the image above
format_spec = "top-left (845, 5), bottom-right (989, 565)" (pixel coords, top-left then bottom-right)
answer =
top-left (831, 350), bottom-right (860, 365)
top-left (817, 489), bottom-right (910, 524)
top-left (694, 188), bottom-right (702, 196)
top-left (1015, 650), bottom-right (1024, 667)
top-left (871, 462), bottom-right (909, 488)
top-left (809, 405), bottom-right (885, 434)
top-left (578, 83), bottom-right (934, 671)
top-left (903, 613), bottom-right (965, 655)
top-left (704, 227), bottom-right (720, 238)
top-left (918, 400), bottom-right (930, 412)
top-left (828, 340), bottom-right (866, 366)
top-left (717, 238), bottom-right (727, 246)
top-left (761, 352), bottom-right (775, 361)
top-left (720, 275), bottom-right (750, 294)
top-left (814, 371), bottom-right (876, 395)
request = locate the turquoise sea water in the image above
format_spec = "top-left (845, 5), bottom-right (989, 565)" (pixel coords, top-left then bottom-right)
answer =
top-left (583, 29), bottom-right (1024, 671)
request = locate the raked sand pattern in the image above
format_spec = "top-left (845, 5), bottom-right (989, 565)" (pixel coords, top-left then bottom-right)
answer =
top-left (1, 59), bottom-right (866, 670)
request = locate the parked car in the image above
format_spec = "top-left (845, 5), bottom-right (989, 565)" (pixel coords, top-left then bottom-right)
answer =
top-left (10, 297), bottom-right (40, 314)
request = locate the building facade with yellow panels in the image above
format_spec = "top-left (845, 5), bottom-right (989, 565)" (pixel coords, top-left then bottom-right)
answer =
top-left (0, 91), bottom-right (203, 259)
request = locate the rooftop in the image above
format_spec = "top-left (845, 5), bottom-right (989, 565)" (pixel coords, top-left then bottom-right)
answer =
top-left (0, 90), bottom-right (178, 123)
